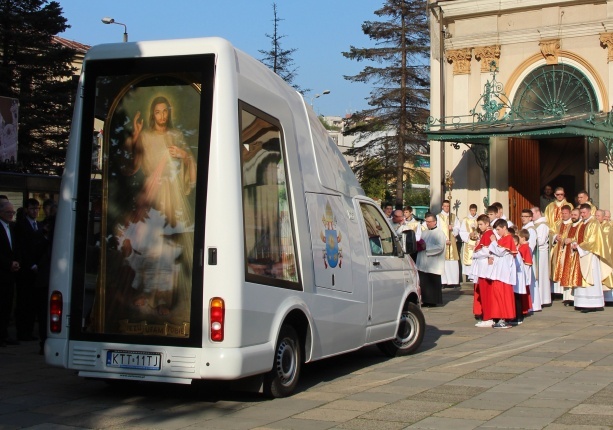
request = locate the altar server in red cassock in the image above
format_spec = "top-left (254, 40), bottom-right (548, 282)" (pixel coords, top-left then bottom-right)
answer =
top-left (488, 219), bottom-right (517, 329)
top-left (472, 214), bottom-right (495, 327)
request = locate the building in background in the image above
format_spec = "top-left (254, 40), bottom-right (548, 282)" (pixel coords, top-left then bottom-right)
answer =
top-left (427, 0), bottom-right (613, 222)
top-left (322, 115), bottom-right (430, 205)
top-left (0, 37), bottom-right (89, 208)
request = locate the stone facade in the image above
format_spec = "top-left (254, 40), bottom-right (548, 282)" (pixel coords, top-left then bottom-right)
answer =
top-left (428, 0), bottom-right (613, 220)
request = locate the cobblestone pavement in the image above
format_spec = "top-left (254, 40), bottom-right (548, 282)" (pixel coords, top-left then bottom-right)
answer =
top-left (0, 283), bottom-right (612, 429)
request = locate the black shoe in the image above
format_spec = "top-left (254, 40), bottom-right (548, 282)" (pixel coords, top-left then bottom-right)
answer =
top-left (4, 338), bottom-right (20, 345)
top-left (581, 307), bottom-right (604, 313)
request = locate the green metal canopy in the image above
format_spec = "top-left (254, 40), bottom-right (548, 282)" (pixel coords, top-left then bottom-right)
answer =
top-left (425, 62), bottom-right (613, 208)
top-left (425, 62), bottom-right (613, 169)
top-left (426, 112), bottom-right (613, 144)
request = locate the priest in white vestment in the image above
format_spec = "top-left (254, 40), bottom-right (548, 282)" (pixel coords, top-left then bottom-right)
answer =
top-left (532, 206), bottom-right (551, 306)
top-left (521, 209), bottom-right (541, 311)
top-left (416, 214), bottom-right (446, 306)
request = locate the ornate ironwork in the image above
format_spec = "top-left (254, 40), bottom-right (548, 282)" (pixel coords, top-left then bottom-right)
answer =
top-left (584, 114), bottom-right (613, 170)
top-left (599, 137), bottom-right (613, 171)
top-left (426, 63), bottom-right (599, 132)
top-left (470, 62), bottom-right (511, 123)
top-left (513, 64), bottom-right (597, 119)
top-left (444, 171), bottom-right (454, 200)
top-left (453, 199), bottom-right (461, 217)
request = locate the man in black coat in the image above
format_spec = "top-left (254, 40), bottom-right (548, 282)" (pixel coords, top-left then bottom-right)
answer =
top-left (0, 199), bottom-right (20, 347)
top-left (14, 198), bottom-right (45, 341)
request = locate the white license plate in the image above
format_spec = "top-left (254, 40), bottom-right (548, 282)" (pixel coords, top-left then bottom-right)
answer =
top-left (106, 351), bottom-right (161, 370)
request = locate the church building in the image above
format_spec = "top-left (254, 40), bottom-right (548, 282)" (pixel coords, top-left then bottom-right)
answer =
top-left (427, 0), bottom-right (613, 222)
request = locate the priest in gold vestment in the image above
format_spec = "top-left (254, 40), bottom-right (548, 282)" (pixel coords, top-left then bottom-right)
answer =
top-left (544, 187), bottom-right (573, 233)
top-left (571, 204), bottom-right (612, 311)
top-left (550, 205), bottom-right (573, 298)
top-left (596, 210), bottom-right (613, 303)
top-left (459, 204), bottom-right (479, 282)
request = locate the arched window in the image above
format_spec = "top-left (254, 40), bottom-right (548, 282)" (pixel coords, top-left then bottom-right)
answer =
top-left (513, 64), bottom-right (598, 118)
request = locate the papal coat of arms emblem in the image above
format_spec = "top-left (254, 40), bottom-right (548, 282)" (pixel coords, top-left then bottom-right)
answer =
top-left (320, 200), bottom-right (342, 268)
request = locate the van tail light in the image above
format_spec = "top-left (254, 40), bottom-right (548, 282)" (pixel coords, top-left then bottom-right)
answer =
top-left (50, 291), bottom-right (63, 333)
top-left (209, 297), bottom-right (225, 342)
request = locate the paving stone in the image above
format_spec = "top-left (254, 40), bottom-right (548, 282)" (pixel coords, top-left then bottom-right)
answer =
top-left (347, 390), bottom-right (408, 404)
top-left (460, 371), bottom-right (515, 381)
top-left (321, 399), bottom-right (387, 412)
top-left (553, 412), bottom-right (613, 427)
top-left (433, 407), bottom-right (501, 421)
top-left (252, 417), bottom-right (337, 430)
top-left (543, 423), bottom-right (612, 430)
top-left (568, 404), bottom-right (613, 416)
top-left (293, 407), bottom-right (364, 422)
top-left (358, 407), bottom-right (432, 424)
top-left (334, 418), bottom-right (407, 429)
top-left (405, 416), bottom-right (485, 429)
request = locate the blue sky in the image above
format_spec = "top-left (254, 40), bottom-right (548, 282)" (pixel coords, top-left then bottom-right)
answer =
top-left (56, 0), bottom-right (382, 116)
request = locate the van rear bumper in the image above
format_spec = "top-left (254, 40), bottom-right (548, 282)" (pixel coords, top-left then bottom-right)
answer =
top-left (46, 338), bottom-right (275, 381)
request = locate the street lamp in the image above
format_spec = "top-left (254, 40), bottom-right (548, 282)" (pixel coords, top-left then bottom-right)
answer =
top-left (101, 17), bottom-right (128, 42)
top-left (309, 90), bottom-right (331, 106)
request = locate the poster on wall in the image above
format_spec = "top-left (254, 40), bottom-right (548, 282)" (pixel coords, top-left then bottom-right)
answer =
top-left (0, 96), bottom-right (18, 165)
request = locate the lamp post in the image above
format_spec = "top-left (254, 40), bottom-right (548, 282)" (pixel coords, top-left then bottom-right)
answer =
top-left (309, 89), bottom-right (331, 106)
top-left (309, 90), bottom-right (331, 116)
top-left (101, 17), bottom-right (128, 42)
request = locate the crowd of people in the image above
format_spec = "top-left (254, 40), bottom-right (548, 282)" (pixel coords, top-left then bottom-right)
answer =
top-left (387, 188), bottom-right (613, 328)
top-left (0, 195), bottom-right (56, 351)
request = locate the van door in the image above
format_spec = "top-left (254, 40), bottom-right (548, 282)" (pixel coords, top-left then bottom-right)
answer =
top-left (306, 193), bottom-right (353, 293)
top-left (358, 202), bottom-right (408, 342)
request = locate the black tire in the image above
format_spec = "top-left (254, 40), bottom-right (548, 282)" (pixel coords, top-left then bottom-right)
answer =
top-left (377, 302), bottom-right (425, 357)
top-left (263, 325), bottom-right (302, 398)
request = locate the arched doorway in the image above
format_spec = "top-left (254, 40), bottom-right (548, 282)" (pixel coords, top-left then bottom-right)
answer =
top-left (508, 63), bottom-right (598, 222)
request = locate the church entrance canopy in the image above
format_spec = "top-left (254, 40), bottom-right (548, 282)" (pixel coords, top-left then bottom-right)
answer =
top-left (426, 62), bottom-right (613, 173)
top-left (425, 62), bottom-right (613, 221)
top-left (427, 62), bottom-right (613, 145)
top-left (426, 111), bottom-right (613, 143)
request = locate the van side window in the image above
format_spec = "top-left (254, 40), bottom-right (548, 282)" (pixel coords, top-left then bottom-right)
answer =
top-left (240, 106), bottom-right (299, 287)
top-left (360, 203), bottom-right (395, 256)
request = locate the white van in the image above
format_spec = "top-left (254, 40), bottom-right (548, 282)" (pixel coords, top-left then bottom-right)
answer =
top-left (45, 37), bottom-right (424, 397)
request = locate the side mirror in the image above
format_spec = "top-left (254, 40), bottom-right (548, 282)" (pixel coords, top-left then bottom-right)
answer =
top-left (403, 229), bottom-right (417, 254)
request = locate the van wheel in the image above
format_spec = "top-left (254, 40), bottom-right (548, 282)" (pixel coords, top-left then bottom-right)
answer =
top-left (263, 325), bottom-right (301, 398)
top-left (377, 302), bottom-right (425, 357)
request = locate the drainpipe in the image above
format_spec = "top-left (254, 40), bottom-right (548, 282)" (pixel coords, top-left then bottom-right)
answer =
top-left (430, 2), bottom-right (446, 210)
top-left (439, 5), bottom-right (446, 209)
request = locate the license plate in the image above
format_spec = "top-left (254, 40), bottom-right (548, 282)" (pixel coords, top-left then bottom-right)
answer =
top-left (106, 350), bottom-right (162, 370)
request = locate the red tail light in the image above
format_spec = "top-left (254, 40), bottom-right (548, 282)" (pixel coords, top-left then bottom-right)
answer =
top-left (210, 297), bottom-right (225, 342)
top-left (50, 291), bottom-right (63, 333)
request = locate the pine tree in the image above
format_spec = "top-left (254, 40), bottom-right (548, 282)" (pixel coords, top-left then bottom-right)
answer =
top-left (259, 3), bottom-right (306, 93)
top-left (343, 0), bottom-right (430, 207)
top-left (0, 0), bottom-right (77, 175)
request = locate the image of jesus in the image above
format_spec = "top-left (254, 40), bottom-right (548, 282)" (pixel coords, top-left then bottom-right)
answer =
top-left (119, 95), bottom-right (197, 316)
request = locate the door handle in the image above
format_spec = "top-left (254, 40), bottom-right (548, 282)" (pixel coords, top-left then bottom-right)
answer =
top-left (373, 260), bottom-right (381, 266)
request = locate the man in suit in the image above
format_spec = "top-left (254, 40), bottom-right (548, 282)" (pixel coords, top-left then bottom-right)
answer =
top-left (0, 199), bottom-right (20, 347)
top-left (15, 198), bottom-right (44, 341)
